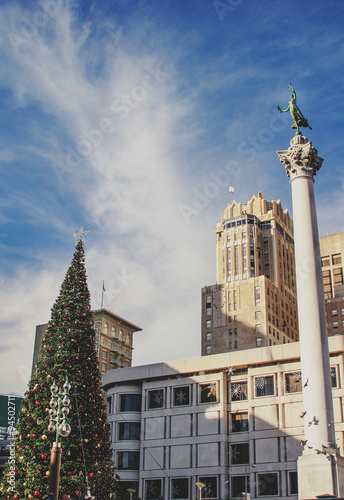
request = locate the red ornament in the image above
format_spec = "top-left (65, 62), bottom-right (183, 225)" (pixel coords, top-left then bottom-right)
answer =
top-left (68, 471), bottom-right (72, 475)
top-left (41, 454), bottom-right (47, 459)
top-left (35, 401), bottom-right (40, 406)
top-left (32, 433), bottom-right (37, 438)
top-left (34, 491), bottom-right (40, 496)
top-left (89, 472), bottom-right (93, 477)
top-left (75, 491), bottom-right (79, 495)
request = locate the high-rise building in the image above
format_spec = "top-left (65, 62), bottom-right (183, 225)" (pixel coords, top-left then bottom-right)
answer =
top-left (32, 309), bottom-right (142, 376)
top-left (201, 193), bottom-right (298, 355)
top-left (320, 232), bottom-right (344, 337)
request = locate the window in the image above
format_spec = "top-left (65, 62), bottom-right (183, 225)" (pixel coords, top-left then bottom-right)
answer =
top-left (104, 322), bottom-right (108, 334)
top-left (234, 328), bottom-right (238, 335)
top-left (230, 443), bottom-right (249, 465)
top-left (206, 320), bottom-right (211, 328)
top-left (333, 254), bottom-right (342, 265)
top-left (119, 422), bottom-right (141, 440)
top-left (107, 396), bottom-right (112, 414)
top-left (102, 350), bottom-right (107, 359)
top-left (117, 451), bottom-right (140, 470)
top-left (198, 477), bottom-right (217, 499)
top-left (232, 476), bottom-right (250, 498)
top-left (254, 286), bottom-right (261, 306)
top-left (102, 338), bottom-right (107, 346)
top-left (206, 346), bottom-right (211, 355)
top-left (110, 353), bottom-right (116, 363)
top-left (322, 256), bottom-right (330, 267)
top-left (120, 394), bottom-right (142, 412)
top-left (341, 308), bottom-right (344, 316)
top-left (285, 372), bottom-right (302, 393)
top-left (255, 324), bottom-right (261, 333)
top-left (256, 337), bottom-right (262, 347)
top-left (111, 326), bottom-right (116, 337)
top-left (230, 381), bottom-right (248, 401)
top-left (231, 412), bottom-right (248, 432)
top-left (171, 478), bottom-right (189, 499)
top-left (229, 341), bottom-right (232, 349)
top-left (333, 321), bottom-right (339, 329)
top-left (101, 362), bottom-right (106, 371)
top-left (234, 341), bottom-right (238, 349)
top-left (229, 329), bottom-right (232, 336)
top-left (331, 367), bottom-right (338, 388)
top-left (228, 291), bottom-right (232, 311)
top-left (206, 332), bottom-right (212, 341)
top-left (229, 316), bottom-right (232, 323)
top-left (289, 471), bottom-right (298, 495)
top-left (148, 389), bottom-right (164, 409)
top-left (332, 310), bottom-right (338, 316)
top-left (255, 375), bottom-right (275, 397)
top-left (145, 479), bottom-right (161, 500)
top-left (257, 473), bottom-right (278, 496)
top-left (234, 290), bottom-right (237, 310)
top-left (234, 315), bottom-right (237, 322)
top-left (173, 386), bottom-right (190, 406)
top-left (206, 295), bottom-right (212, 316)
top-left (255, 311), bottom-right (261, 320)
top-left (200, 383), bottom-right (217, 404)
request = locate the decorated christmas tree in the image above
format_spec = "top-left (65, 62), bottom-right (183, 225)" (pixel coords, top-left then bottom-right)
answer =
top-left (0, 230), bottom-right (117, 500)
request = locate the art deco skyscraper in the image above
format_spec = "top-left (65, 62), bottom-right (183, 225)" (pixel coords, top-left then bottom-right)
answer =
top-left (201, 193), bottom-right (298, 355)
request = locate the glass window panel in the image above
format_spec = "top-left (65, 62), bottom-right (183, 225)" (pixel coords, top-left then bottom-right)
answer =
top-left (231, 412), bottom-right (248, 433)
top-left (173, 386), bottom-right (190, 406)
top-left (117, 451), bottom-right (140, 470)
top-left (255, 376), bottom-right (275, 397)
top-left (171, 478), bottom-right (189, 499)
top-left (230, 382), bottom-right (248, 401)
top-left (232, 475), bottom-right (250, 498)
top-left (148, 389), bottom-right (164, 409)
top-left (120, 394), bottom-right (142, 412)
top-left (146, 480), bottom-right (162, 500)
top-left (200, 383), bottom-right (217, 404)
top-left (230, 443), bottom-right (249, 465)
top-left (285, 372), bottom-right (302, 393)
top-left (198, 476), bottom-right (217, 499)
top-left (257, 473), bottom-right (278, 496)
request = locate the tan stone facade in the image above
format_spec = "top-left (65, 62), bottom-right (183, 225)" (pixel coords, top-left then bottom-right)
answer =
top-left (320, 232), bottom-right (344, 337)
top-left (202, 193), bottom-right (298, 356)
top-left (93, 308), bottom-right (142, 374)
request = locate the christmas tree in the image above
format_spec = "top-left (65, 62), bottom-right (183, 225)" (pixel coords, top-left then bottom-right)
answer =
top-left (0, 230), bottom-right (117, 500)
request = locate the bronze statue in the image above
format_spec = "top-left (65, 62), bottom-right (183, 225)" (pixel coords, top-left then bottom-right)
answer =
top-left (277, 83), bottom-right (312, 135)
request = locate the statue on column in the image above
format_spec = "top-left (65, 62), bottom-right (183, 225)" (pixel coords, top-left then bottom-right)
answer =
top-left (277, 83), bottom-right (312, 135)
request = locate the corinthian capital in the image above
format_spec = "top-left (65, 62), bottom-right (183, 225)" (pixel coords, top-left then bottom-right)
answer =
top-left (276, 135), bottom-right (323, 181)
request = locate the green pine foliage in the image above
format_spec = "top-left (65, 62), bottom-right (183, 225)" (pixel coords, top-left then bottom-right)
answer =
top-left (0, 240), bottom-right (117, 500)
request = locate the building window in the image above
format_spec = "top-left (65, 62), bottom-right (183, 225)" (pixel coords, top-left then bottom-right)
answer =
top-left (206, 346), bottom-right (211, 355)
top-left (117, 451), bottom-right (140, 470)
top-left (229, 329), bottom-right (232, 336)
top-left (232, 476), bottom-right (250, 498)
top-left (171, 478), bottom-right (189, 499)
top-left (147, 389), bottom-right (164, 409)
top-left (229, 341), bottom-right (232, 349)
top-left (333, 254), bottom-right (342, 265)
top-left (256, 337), bottom-right (262, 347)
top-left (229, 316), bottom-right (232, 323)
top-left (230, 382), bottom-right (248, 401)
top-left (255, 324), bottom-right (261, 333)
top-left (119, 394), bottom-right (142, 412)
top-left (234, 328), bottom-right (238, 335)
top-left (332, 310), bottom-right (338, 316)
top-left (198, 477), bottom-right (217, 499)
top-left (285, 372), bottom-right (302, 393)
top-left (102, 338), bottom-right (107, 346)
top-left (206, 332), bottom-right (212, 341)
top-left (234, 341), bottom-right (238, 349)
top-left (118, 422), bottom-right (141, 441)
top-left (231, 412), bottom-right (248, 433)
top-left (255, 311), bottom-right (261, 320)
top-left (102, 350), bottom-right (107, 359)
top-left (230, 443), bottom-right (249, 465)
top-left (104, 322), bottom-right (108, 334)
top-left (206, 320), bottom-right (211, 328)
top-left (234, 290), bottom-right (237, 310)
top-left (107, 396), bottom-right (112, 414)
top-left (145, 479), bottom-right (162, 500)
top-left (228, 291), bottom-right (231, 311)
top-left (111, 326), bottom-right (116, 337)
top-left (110, 353), bottom-right (116, 363)
top-left (206, 295), bottom-right (212, 316)
top-left (331, 366), bottom-right (338, 388)
top-left (234, 315), bottom-right (237, 322)
top-left (257, 473), bottom-right (278, 496)
top-left (289, 471), bottom-right (298, 495)
top-left (173, 386), bottom-right (190, 406)
top-left (341, 308), bottom-right (344, 316)
top-left (333, 321), bottom-right (339, 329)
top-left (255, 375), bottom-right (275, 397)
top-left (199, 383), bottom-right (217, 404)
top-left (101, 362), bottom-right (106, 371)
top-left (254, 286), bottom-right (261, 306)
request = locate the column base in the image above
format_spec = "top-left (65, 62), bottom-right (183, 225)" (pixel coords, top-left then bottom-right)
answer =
top-left (297, 453), bottom-right (344, 499)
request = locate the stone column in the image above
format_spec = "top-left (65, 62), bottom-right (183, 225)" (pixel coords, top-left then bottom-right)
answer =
top-left (277, 135), bottom-right (344, 498)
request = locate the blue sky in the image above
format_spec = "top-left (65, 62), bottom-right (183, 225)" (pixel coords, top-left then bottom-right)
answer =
top-left (1, 0), bottom-right (344, 394)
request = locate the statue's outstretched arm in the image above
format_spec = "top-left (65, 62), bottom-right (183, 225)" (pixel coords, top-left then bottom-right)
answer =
top-left (277, 104), bottom-right (289, 113)
top-left (288, 83), bottom-right (296, 101)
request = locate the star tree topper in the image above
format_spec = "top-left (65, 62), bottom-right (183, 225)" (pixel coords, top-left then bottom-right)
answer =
top-left (73, 226), bottom-right (89, 245)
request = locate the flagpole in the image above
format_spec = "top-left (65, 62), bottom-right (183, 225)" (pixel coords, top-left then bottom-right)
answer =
top-left (101, 280), bottom-right (105, 310)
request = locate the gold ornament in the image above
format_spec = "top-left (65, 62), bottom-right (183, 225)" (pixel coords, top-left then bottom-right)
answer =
top-left (41, 434), bottom-right (47, 440)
